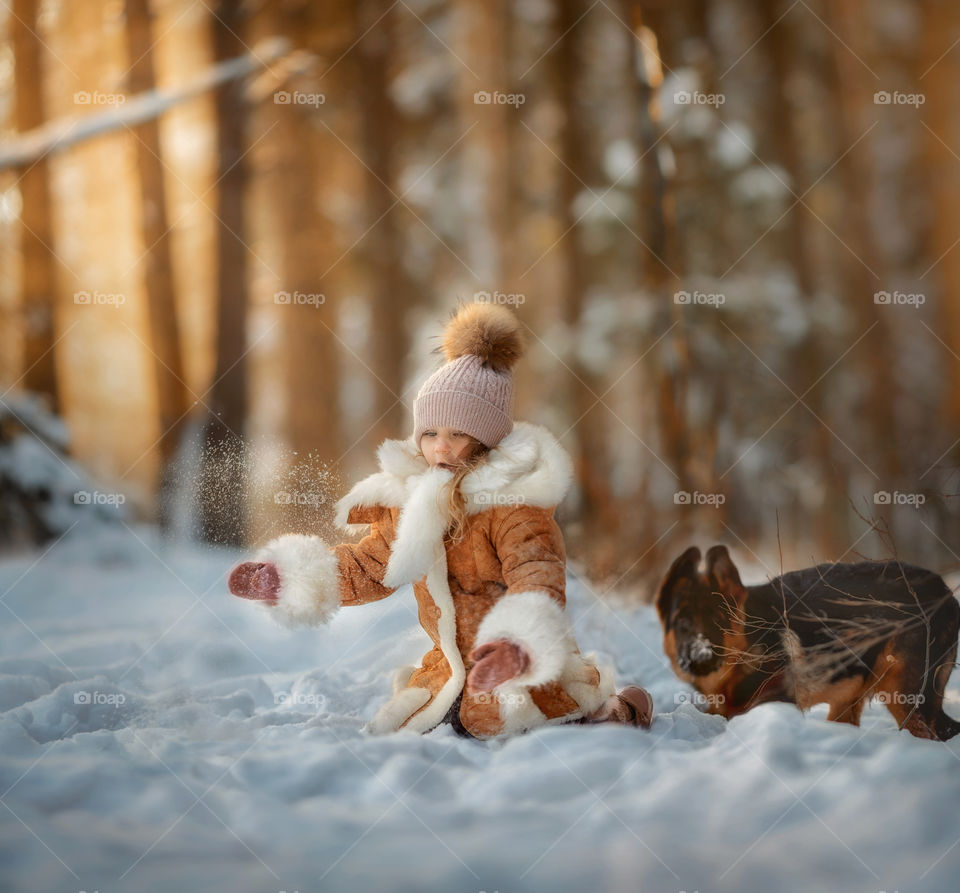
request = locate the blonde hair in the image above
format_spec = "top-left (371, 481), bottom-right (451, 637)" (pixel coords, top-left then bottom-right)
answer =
top-left (418, 437), bottom-right (490, 544)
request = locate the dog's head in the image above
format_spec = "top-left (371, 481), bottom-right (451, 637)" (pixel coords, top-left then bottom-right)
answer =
top-left (656, 545), bottom-right (747, 679)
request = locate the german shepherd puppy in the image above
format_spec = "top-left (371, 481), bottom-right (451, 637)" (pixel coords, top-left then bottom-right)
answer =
top-left (656, 545), bottom-right (960, 740)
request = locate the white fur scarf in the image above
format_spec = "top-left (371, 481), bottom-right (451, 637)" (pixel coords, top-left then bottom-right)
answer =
top-left (381, 466), bottom-right (454, 589)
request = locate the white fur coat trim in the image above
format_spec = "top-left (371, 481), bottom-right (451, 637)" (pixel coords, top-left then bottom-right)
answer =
top-left (365, 538), bottom-right (466, 735)
top-left (394, 552), bottom-right (465, 733)
top-left (367, 685), bottom-right (431, 735)
top-left (333, 421), bottom-right (573, 532)
top-left (481, 656), bottom-right (617, 737)
top-left (473, 590), bottom-right (576, 689)
top-left (381, 466), bottom-right (453, 590)
top-left (254, 533), bottom-right (341, 629)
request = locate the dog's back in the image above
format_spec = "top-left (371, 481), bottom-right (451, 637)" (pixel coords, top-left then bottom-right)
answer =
top-left (744, 561), bottom-right (958, 737)
top-left (759, 560), bottom-right (951, 616)
top-left (750, 561), bottom-right (954, 672)
top-left (658, 547), bottom-right (960, 740)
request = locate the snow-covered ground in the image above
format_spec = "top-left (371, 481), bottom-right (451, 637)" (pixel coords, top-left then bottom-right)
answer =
top-left (2, 521), bottom-right (959, 893)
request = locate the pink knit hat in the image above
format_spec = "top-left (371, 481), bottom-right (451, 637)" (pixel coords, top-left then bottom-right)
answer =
top-left (413, 303), bottom-right (525, 448)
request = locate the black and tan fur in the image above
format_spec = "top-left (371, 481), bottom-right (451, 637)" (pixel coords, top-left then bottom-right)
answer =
top-left (656, 545), bottom-right (960, 740)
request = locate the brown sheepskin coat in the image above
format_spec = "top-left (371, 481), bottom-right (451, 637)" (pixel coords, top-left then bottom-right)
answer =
top-left (255, 421), bottom-right (614, 738)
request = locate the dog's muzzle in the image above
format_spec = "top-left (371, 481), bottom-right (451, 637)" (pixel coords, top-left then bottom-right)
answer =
top-left (677, 633), bottom-right (722, 675)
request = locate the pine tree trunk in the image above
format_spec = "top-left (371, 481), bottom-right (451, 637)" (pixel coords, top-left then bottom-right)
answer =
top-left (454, 0), bottom-right (512, 285)
top-left (195, 0), bottom-right (250, 545)
top-left (11, 0), bottom-right (59, 410)
top-left (635, 0), bottom-right (698, 499)
top-left (124, 0), bottom-right (189, 527)
top-left (554, 0), bottom-right (619, 573)
top-left (755, 0), bottom-right (843, 555)
top-left (355, 0), bottom-right (410, 444)
top-left (919, 0), bottom-right (960, 437)
top-left (828, 0), bottom-right (900, 490)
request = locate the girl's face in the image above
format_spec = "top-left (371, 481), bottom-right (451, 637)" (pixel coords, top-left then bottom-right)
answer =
top-left (420, 427), bottom-right (479, 470)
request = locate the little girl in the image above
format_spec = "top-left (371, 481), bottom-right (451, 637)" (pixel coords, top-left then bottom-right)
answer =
top-left (228, 302), bottom-right (654, 739)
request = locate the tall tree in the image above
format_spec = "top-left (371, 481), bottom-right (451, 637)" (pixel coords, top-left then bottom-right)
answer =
top-left (622, 1), bottom-right (695, 581)
top-left (828, 0), bottom-right (901, 497)
top-left (195, 0), bottom-right (251, 545)
top-left (11, 0), bottom-right (59, 409)
top-left (554, 0), bottom-right (620, 572)
top-left (124, 0), bottom-right (189, 525)
top-left (634, 0), bottom-right (702, 503)
top-left (919, 0), bottom-right (960, 445)
top-left (913, 0), bottom-right (960, 564)
top-left (753, 0), bottom-right (845, 554)
top-left (238, 0), bottom-right (354, 545)
top-left (269, 2), bottom-right (344, 480)
top-left (454, 0), bottom-right (513, 285)
top-left (354, 0), bottom-right (412, 444)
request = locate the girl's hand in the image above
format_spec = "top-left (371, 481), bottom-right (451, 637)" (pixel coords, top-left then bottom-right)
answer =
top-left (466, 638), bottom-right (530, 693)
top-left (228, 561), bottom-right (281, 604)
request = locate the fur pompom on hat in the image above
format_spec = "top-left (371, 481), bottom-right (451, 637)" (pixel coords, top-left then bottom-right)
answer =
top-left (413, 303), bottom-right (525, 448)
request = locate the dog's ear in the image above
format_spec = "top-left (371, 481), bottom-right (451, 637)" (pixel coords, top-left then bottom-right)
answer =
top-left (706, 545), bottom-right (746, 603)
top-left (667, 546), bottom-right (702, 581)
top-left (656, 546), bottom-right (701, 619)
